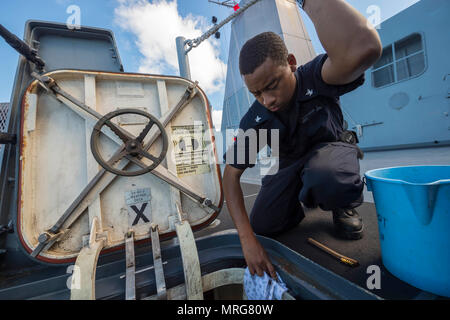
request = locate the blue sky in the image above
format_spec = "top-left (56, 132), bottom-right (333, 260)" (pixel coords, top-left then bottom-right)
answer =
top-left (0, 0), bottom-right (420, 128)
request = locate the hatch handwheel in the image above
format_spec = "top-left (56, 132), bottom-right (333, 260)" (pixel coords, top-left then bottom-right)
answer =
top-left (90, 108), bottom-right (168, 177)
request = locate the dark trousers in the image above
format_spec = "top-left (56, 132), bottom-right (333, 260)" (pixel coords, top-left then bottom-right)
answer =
top-left (250, 142), bottom-right (364, 237)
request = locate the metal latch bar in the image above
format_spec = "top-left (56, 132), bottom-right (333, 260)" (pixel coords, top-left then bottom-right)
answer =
top-left (175, 204), bottom-right (203, 300)
top-left (125, 230), bottom-right (136, 300)
top-left (150, 224), bottom-right (167, 300)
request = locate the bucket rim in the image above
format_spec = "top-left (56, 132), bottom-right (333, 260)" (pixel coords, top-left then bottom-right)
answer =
top-left (364, 165), bottom-right (450, 186)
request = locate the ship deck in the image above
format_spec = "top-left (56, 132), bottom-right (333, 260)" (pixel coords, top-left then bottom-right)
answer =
top-left (195, 182), bottom-right (447, 300)
top-left (194, 146), bottom-right (450, 300)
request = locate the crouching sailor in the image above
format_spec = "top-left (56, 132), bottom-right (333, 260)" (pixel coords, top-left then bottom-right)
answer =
top-left (223, 0), bottom-right (382, 279)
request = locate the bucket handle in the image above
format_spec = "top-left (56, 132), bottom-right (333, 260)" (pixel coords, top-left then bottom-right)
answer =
top-left (362, 176), bottom-right (373, 192)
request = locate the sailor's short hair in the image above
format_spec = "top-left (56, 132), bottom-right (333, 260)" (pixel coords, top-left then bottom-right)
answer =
top-left (239, 31), bottom-right (288, 75)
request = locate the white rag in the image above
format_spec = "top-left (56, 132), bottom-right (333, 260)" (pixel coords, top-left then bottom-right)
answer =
top-left (243, 267), bottom-right (288, 300)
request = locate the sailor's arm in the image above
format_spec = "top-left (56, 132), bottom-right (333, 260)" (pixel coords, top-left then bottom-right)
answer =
top-left (223, 165), bottom-right (251, 238)
top-left (223, 164), bottom-right (276, 278)
top-left (303, 0), bottom-right (382, 85)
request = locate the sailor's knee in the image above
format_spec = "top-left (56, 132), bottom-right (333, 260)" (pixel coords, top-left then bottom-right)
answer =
top-left (303, 164), bottom-right (363, 198)
top-left (302, 163), bottom-right (337, 187)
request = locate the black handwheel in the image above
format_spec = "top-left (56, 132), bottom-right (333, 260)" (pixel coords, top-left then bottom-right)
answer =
top-left (90, 108), bottom-right (168, 177)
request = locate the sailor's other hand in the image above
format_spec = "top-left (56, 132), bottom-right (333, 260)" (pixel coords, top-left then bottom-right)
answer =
top-left (242, 236), bottom-right (277, 280)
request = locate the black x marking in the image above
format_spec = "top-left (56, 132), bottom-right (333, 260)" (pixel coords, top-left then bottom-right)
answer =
top-left (130, 203), bottom-right (150, 226)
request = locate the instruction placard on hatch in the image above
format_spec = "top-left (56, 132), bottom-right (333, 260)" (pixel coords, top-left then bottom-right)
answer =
top-left (125, 188), bottom-right (152, 227)
top-left (172, 124), bottom-right (211, 177)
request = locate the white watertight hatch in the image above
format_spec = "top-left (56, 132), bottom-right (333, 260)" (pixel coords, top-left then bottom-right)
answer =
top-left (18, 70), bottom-right (223, 263)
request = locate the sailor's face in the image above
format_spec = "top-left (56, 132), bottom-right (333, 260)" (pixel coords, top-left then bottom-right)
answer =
top-left (244, 55), bottom-right (297, 112)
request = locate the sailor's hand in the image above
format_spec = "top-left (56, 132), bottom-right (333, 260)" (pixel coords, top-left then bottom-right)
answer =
top-left (242, 236), bottom-right (277, 280)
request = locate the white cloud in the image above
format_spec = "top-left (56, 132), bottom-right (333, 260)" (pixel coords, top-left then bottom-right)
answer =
top-left (114, 0), bottom-right (227, 95)
top-left (212, 109), bottom-right (223, 132)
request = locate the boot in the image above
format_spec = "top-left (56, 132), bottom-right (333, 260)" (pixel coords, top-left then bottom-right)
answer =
top-left (332, 208), bottom-right (363, 240)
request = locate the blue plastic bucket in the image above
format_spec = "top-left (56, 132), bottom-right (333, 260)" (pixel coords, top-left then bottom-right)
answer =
top-left (365, 166), bottom-right (450, 297)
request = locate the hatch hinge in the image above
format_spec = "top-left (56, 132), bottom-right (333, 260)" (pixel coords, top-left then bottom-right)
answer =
top-left (0, 220), bottom-right (13, 236)
top-left (0, 133), bottom-right (16, 145)
top-left (0, 221), bottom-right (14, 257)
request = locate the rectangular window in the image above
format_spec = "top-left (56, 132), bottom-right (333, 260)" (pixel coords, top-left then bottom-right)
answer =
top-left (372, 65), bottom-right (395, 88)
top-left (396, 52), bottom-right (425, 81)
top-left (373, 46), bottom-right (393, 69)
top-left (395, 33), bottom-right (422, 58)
top-left (372, 33), bottom-right (426, 88)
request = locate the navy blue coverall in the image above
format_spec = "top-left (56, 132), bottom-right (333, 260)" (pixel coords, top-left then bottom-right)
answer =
top-left (224, 53), bottom-right (365, 237)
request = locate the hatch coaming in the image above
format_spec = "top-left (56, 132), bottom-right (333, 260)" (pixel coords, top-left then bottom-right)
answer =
top-left (18, 69), bottom-right (223, 263)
